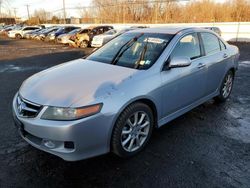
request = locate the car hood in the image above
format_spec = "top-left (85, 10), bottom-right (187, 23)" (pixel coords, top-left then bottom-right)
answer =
top-left (58, 33), bottom-right (72, 39)
top-left (9, 30), bottom-right (18, 33)
top-left (19, 59), bottom-right (138, 107)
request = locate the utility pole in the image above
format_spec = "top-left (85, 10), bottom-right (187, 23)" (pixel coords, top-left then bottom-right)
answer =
top-left (26, 4), bottom-right (30, 19)
top-left (63, 0), bottom-right (66, 24)
top-left (0, 0), bottom-right (2, 18)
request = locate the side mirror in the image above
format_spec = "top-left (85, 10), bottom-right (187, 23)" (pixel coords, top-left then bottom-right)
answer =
top-left (169, 56), bottom-right (191, 69)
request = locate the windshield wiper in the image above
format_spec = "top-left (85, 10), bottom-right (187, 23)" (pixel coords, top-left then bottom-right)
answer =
top-left (111, 33), bottom-right (144, 65)
top-left (134, 38), bottom-right (149, 69)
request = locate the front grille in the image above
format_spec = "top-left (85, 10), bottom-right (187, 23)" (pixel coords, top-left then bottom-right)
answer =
top-left (16, 95), bottom-right (42, 118)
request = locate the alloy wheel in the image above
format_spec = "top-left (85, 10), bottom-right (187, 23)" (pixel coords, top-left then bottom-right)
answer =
top-left (80, 41), bottom-right (88, 48)
top-left (121, 111), bottom-right (150, 152)
top-left (222, 73), bottom-right (233, 98)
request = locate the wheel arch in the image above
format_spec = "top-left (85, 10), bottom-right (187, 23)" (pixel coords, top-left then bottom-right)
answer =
top-left (108, 97), bottom-right (158, 151)
top-left (229, 67), bottom-right (236, 77)
top-left (116, 97), bottom-right (158, 127)
top-left (15, 33), bottom-right (22, 37)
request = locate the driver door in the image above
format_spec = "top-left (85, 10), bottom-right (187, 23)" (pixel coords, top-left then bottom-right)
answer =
top-left (160, 33), bottom-right (207, 118)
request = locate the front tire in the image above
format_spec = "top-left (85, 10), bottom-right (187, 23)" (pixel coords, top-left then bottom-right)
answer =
top-left (215, 70), bottom-right (234, 102)
top-left (15, 34), bottom-right (22, 39)
top-left (111, 102), bottom-right (154, 158)
top-left (80, 40), bottom-right (89, 48)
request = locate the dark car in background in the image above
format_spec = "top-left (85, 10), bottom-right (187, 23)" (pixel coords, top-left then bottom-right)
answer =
top-left (45, 26), bottom-right (80, 42)
top-left (23, 28), bottom-right (45, 39)
top-left (56, 28), bottom-right (82, 45)
top-left (74, 25), bottom-right (113, 48)
top-left (39, 27), bottom-right (61, 41)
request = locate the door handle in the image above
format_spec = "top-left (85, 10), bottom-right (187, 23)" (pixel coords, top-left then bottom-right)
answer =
top-left (197, 63), bottom-right (206, 69)
top-left (223, 53), bottom-right (228, 58)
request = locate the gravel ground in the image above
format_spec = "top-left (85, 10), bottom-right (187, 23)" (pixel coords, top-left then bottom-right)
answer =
top-left (0, 36), bottom-right (249, 188)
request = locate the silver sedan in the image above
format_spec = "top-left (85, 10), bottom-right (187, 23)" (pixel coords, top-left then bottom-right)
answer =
top-left (12, 27), bottom-right (239, 161)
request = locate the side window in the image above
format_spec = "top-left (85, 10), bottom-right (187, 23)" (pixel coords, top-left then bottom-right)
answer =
top-left (24, 27), bottom-right (37, 30)
top-left (201, 32), bottom-right (220, 55)
top-left (91, 29), bottom-right (97, 35)
top-left (219, 40), bottom-right (226, 50)
top-left (171, 33), bottom-right (201, 60)
top-left (98, 28), bottom-right (104, 34)
top-left (104, 27), bottom-right (110, 32)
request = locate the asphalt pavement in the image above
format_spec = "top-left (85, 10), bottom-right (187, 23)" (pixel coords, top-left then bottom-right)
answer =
top-left (0, 36), bottom-right (249, 188)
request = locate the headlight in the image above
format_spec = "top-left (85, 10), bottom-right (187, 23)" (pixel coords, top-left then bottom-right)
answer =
top-left (41, 103), bottom-right (103, 120)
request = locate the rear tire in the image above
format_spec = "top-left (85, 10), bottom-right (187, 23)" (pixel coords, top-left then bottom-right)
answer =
top-left (111, 102), bottom-right (154, 158)
top-left (215, 70), bottom-right (234, 103)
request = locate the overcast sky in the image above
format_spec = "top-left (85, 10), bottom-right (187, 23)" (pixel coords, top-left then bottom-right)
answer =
top-left (2, 0), bottom-right (227, 20)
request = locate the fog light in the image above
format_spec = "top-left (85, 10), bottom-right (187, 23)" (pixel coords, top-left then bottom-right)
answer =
top-left (43, 139), bottom-right (56, 149)
top-left (64, 141), bottom-right (74, 149)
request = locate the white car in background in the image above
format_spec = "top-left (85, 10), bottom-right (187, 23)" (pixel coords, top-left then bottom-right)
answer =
top-left (8, 26), bottom-right (41, 39)
top-left (91, 28), bottom-right (138, 48)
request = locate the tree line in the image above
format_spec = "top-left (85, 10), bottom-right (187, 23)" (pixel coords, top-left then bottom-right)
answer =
top-left (23, 0), bottom-right (250, 24)
top-left (90, 0), bottom-right (250, 23)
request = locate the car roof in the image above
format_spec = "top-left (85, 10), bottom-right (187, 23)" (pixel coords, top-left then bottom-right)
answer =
top-left (128, 26), bottom-right (200, 35)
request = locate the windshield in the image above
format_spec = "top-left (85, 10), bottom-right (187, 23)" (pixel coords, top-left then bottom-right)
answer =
top-left (104, 29), bottom-right (117, 35)
top-left (56, 27), bottom-right (65, 33)
top-left (69, 28), bottom-right (81, 34)
top-left (79, 29), bottom-right (90, 34)
top-left (87, 32), bottom-right (173, 70)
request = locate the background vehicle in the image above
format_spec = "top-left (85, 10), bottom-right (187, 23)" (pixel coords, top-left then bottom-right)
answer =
top-left (56, 28), bottom-right (82, 44)
top-left (1, 25), bottom-right (20, 35)
top-left (12, 27), bottom-right (239, 161)
top-left (8, 26), bottom-right (41, 39)
top-left (45, 26), bottom-right (79, 42)
top-left (23, 28), bottom-right (44, 39)
top-left (75, 25), bottom-right (113, 48)
top-left (204, 27), bottom-right (222, 36)
top-left (91, 28), bottom-right (139, 48)
top-left (42, 27), bottom-right (61, 41)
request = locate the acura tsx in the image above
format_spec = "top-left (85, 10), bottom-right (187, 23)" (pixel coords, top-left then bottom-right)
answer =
top-left (12, 27), bottom-right (239, 161)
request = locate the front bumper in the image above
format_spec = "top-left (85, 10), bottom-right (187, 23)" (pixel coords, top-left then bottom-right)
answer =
top-left (57, 37), bottom-right (70, 44)
top-left (12, 94), bottom-right (114, 161)
top-left (91, 38), bottom-right (103, 48)
top-left (91, 42), bottom-right (102, 48)
top-left (46, 35), bottom-right (56, 41)
top-left (8, 32), bottom-right (16, 38)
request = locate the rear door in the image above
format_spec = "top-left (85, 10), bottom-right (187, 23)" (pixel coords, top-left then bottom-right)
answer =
top-left (160, 32), bottom-right (207, 118)
top-left (200, 32), bottom-right (228, 96)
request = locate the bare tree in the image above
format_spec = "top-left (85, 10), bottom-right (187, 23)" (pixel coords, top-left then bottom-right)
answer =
top-left (33, 9), bottom-right (51, 23)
